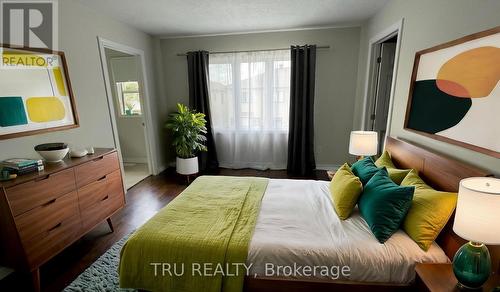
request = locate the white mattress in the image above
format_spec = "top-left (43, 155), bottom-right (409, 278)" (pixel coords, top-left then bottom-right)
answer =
top-left (247, 179), bottom-right (450, 284)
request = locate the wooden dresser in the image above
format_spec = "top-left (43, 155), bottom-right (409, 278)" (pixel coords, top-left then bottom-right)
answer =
top-left (0, 148), bottom-right (125, 291)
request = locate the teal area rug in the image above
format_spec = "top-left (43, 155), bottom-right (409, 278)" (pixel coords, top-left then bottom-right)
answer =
top-left (64, 233), bottom-right (136, 292)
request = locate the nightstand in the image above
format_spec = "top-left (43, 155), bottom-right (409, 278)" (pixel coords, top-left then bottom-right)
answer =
top-left (327, 170), bottom-right (336, 180)
top-left (415, 263), bottom-right (500, 292)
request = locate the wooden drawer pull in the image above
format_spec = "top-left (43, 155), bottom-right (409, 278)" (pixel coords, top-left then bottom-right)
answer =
top-left (47, 222), bottom-right (62, 232)
top-left (97, 175), bottom-right (107, 181)
top-left (93, 156), bottom-right (104, 162)
top-left (42, 198), bottom-right (57, 207)
top-left (101, 195), bottom-right (109, 201)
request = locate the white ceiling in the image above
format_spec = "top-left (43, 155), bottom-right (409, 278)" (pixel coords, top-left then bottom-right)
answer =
top-left (79, 0), bottom-right (388, 37)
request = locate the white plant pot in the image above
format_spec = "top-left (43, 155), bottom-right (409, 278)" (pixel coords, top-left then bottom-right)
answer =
top-left (176, 157), bottom-right (199, 175)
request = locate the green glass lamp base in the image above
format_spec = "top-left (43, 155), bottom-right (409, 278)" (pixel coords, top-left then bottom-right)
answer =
top-left (453, 242), bottom-right (491, 289)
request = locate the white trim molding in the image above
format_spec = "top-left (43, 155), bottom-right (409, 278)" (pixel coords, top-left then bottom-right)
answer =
top-left (360, 18), bottom-right (404, 143)
top-left (159, 23), bottom-right (361, 39)
top-left (97, 37), bottom-right (160, 177)
top-left (315, 164), bottom-right (342, 171)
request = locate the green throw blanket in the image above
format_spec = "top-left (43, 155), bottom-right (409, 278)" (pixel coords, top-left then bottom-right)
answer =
top-left (119, 176), bottom-right (269, 292)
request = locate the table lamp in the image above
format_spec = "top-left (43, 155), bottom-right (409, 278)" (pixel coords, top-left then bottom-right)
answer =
top-left (348, 131), bottom-right (378, 159)
top-left (452, 177), bottom-right (500, 289)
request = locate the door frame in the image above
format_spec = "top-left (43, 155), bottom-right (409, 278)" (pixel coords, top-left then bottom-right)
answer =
top-left (97, 37), bottom-right (159, 178)
top-left (361, 19), bottom-right (404, 146)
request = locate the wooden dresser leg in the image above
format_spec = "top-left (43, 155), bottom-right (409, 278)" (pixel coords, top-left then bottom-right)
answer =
top-left (31, 268), bottom-right (40, 292)
top-left (106, 217), bottom-right (114, 233)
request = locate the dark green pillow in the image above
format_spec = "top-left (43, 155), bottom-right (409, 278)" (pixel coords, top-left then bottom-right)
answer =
top-left (358, 168), bottom-right (415, 243)
top-left (351, 156), bottom-right (379, 185)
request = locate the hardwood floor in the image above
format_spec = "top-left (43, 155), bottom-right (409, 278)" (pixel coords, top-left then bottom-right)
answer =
top-left (0, 168), bottom-right (328, 292)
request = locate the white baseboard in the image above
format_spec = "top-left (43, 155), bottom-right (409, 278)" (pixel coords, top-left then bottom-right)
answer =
top-left (165, 161), bottom-right (340, 172)
top-left (156, 163), bottom-right (167, 175)
top-left (123, 157), bottom-right (148, 164)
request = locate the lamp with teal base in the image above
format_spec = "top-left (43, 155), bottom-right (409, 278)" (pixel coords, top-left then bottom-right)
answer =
top-left (452, 177), bottom-right (500, 290)
top-left (453, 242), bottom-right (491, 289)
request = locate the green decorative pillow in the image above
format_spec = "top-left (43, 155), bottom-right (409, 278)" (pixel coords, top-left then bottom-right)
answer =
top-left (375, 150), bottom-right (411, 184)
top-left (351, 156), bottom-right (379, 185)
top-left (358, 168), bottom-right (415, 243)
top-left (329, 163), bottom-right (363, 220)
top-left (401, 170), bottom-right (458, 251)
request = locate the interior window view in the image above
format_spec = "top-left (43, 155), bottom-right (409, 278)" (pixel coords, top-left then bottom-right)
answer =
top-left (0, 1), bottom-right (498, 292)
top-left (116, 81), bottom-right (142, 116)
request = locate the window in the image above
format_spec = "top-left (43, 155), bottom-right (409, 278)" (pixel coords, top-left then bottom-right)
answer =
top-left (116, 81), bottom-right (142, 116)
top-left (208, 50), bottom-right (291, 169)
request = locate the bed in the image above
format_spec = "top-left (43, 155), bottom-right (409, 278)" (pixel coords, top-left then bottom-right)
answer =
top-left (247, 178), bottom-right (448, 284)
top-left (119, 137), bottom-right (497, 292)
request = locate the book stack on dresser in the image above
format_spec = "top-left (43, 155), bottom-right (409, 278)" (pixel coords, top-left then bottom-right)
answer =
top-left (0, 148), bottom-right (125, 292)
top-left (1, 158), bottom-right (44, 175)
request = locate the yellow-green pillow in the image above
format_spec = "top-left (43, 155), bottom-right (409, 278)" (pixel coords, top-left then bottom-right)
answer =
top-left (401, 169), bottom-right (431, 190)
top-left (375, 150), bottom-right (411, 184)
top-left (330, 163), bottom-right (363, 220)
top-left (401, 170), bottom-right (457, 251)
top-left (387, 168), bottom-right (412, 185)
top-left (375, 150), bottom-right (396, 168)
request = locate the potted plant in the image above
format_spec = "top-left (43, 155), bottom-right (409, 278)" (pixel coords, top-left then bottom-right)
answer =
top-left (124, 100), bottom-right (135, 115)
top-left (165, 103), bottom-right (207, 175)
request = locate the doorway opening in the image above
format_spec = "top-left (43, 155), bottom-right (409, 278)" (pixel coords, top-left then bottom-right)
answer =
top-left (362, 19), bottom-right (403, 154)
top-left (98, 39), bottom-right (157, 190)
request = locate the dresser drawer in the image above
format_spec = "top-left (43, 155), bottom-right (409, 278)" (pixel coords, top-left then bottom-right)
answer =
top-left (23, 212), bottom-right (81, 267)
top-left (6, 168), bottom-right (76, 216)
top-left (74, 152), bottom-right (120, 188)
top-left (79, 170), bottom-right (124, 231)
top-left (15, 191), bottom-right (79, 243)
top-left (78, 169), bottom-right (123, 210)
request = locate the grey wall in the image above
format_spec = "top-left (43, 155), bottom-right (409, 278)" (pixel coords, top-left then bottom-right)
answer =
top-left (0, 0), bottom-right (165, 171)
top-left (159, 27), bottom-right (361, 167)
top-left (354, 0), bottom-right (500, 175)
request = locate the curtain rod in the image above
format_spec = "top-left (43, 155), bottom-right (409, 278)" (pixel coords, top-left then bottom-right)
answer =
top-left (176, 45), bottom-right (330, 56)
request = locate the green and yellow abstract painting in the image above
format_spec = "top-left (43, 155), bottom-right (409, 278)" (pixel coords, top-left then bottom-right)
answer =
top-left (0, 47), bottom-right (77, 138)
top-left (406, 29), bottom-right (500, 157)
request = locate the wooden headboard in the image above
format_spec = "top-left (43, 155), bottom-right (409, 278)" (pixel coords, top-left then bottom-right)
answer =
top-left (385, 137), bottom-right (491, 192)
top-left (385, 137), bottom-right (499, 272)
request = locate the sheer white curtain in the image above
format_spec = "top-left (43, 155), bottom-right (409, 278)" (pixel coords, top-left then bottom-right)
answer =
top-left (208, 50), bottom-right (291, 169)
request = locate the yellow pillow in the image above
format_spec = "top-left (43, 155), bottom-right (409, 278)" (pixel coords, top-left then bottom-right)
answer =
top-left (375, 150), bottom-right (411, 184)
top-left (387, 168), bottom-right (411, 185)
top-left (375, 150), bottom-right (396, 168)
top-left (401, 169), bottom-right (431, 190)
top-left (330, 163), bottom-right (363, 220)
top-left (401, 170), bottom-right (457, 251)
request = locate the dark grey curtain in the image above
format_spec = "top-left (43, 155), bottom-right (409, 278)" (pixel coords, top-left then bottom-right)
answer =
top-left (287, 45), bottom-right (317, 176)
top-left (187, 51), bottom-right (219, 172)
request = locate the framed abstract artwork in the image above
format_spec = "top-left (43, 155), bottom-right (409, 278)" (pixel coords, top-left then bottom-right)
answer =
top-left (0, 46), bottom-right (78, 139)
top-left (404, 26), bottom-right (500, 158)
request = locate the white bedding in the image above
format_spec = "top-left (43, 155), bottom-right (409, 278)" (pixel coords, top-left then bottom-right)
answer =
top-left (247, 179), bottom-right (450, 284)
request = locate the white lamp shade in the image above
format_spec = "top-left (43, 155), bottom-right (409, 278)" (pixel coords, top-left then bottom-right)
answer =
top-left (453, 177), bottom-right (500, 245)
top-left (349, 131), bottom-right (378, 156)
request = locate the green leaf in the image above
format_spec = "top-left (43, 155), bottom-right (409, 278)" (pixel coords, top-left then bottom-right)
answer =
top-left (165, 103), bottom-right (208, 158)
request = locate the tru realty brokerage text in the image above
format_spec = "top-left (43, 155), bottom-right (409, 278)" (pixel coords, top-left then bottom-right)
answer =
top-left (150, 263), bottom-right (351, 279)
